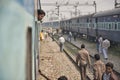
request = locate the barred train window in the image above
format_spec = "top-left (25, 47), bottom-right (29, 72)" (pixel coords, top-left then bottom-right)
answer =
top-left (109, 24), bottom-right (111, 30)
top-left (118, 23), bottom-right (120, 30)
top-left (115, 23), bottom-right (117, 30)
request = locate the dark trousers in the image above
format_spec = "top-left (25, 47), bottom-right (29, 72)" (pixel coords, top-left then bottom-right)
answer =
top-left (60, 43), bottom-right (64, 52)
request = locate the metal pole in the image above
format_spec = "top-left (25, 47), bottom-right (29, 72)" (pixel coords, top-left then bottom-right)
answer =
top-left (93, 1), bottom-right (97, 13)
top-left (38, 0), bottom-right (41, 9)
top-left (58, 5), bottom-right (60, 17)
top-left (74, 5), bottom-right (77, 16)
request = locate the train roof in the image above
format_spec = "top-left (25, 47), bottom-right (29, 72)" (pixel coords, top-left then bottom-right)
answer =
top-left (71, 14), bottom-right (94, 20)
top-left (93, 8), bottom-right (120, 17)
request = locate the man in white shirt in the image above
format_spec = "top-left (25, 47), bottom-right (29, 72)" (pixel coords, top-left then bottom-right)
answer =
top-left (102, 39), bottom-right (110, 60)
top-left (59, 35), bottom-right (65, 52)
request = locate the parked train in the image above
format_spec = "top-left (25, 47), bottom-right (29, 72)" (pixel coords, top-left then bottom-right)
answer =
top-left (43, 8), bottom-right (120, 44)
top-left (42, 20), bottom-right (60, 29)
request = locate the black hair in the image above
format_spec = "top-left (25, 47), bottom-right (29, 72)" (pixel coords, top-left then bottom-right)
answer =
top-left (41, 30), bottom-right (43, 32)
top-left (106, 62), bottom-right (114, 69)
top-left (37, 9), bottom-right (46, 15)
top-left (58, 76), bottom-right (68, 80)
top-left (99, 35), bottom-right (102, 37)
top-left (81, 44), bottom-right (85, 48)
top-left (94, 54), bottom-right (100, 60)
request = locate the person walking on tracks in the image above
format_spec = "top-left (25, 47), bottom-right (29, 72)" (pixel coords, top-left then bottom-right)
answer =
top-left (102, 39), bottom-right (110, 60)
top-left (68, 31), bottom-right (72, 42)
top-left (93, 54), bottom-right (105, 80)
top-left (76, 44), bottom-right (91, 80)
top-left (59, 35), bottom-right (65, 52)
top-left (98, 35), bottom-right (103, 54)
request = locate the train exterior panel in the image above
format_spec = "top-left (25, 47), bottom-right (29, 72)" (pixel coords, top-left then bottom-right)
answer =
top-left (42, 21), bottom-right (60, 29)
top-left (98, 30), bottom-right (120, 43)
top-left (88, 28), bottom-right (97, 37)
top-left (94, 8), bottom-right (120, 43)
top-left (0, 0), bottom-right (37, 80)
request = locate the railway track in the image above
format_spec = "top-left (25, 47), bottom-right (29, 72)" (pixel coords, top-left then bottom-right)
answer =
top-left (52, 34), bottom-right (120, 80)
top-left (53, 35), bottom-right (92, 80)
top-left (65, 40), bottom-right (120, 79)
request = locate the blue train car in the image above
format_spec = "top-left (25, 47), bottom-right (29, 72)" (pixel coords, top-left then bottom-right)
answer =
top-left (87, 15), bottom-right (97, 40)
top-left (42, 21), bottom-right (60, 29)
top-left (60, 19), bottom-right (71, 33)
top-left (78, 15), bottom-right (93, 36)
top-left (45, 8), bottom-right (120, 44)
top-left (70, 17), bottom-right (79, 33)
top-left (94, 8), bottom-right (120, 43)
top-left (60, 8), bottom-right (120, 43)
top-left (0, 0), bottom-right (39, 80)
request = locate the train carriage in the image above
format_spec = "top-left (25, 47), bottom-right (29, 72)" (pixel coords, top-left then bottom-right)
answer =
top-left (94, 8), bottom-right (120, 43)
top-left (60, 19), bottom-right (70, 33)
top-left (43, 7), bottom-right (120, 44)
top-left (87, 15), bottom-right (97, 40)
top-left (70, 17), bottom-right (79, 33)
top-left (78, 14), bottom-right (93, 36)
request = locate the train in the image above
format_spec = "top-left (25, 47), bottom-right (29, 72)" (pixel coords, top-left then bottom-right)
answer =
top-left (42, 8), bottom-right (120, 44)
top-left (42, 20), bottom-right (60, 29)
top-left (0, 0), bottom-right (40, 80)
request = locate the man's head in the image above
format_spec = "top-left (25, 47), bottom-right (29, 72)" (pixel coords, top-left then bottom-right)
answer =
top-left (37, 9), bottom-right (45, 21)
top-left (105, 62), bottom-right (114, 74)
top-left (58, 76), bottom-right (68, 80)
top-left (81, 44), bottom-right (85, 49)
top-left (41, 30), bottom-right (44, 32)
top-left (94, 54), bottom-right (100, 61)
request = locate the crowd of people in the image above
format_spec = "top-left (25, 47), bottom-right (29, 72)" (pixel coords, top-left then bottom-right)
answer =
top-left (57, 31), bottom-right (118, 80)
top-left (39, 26), bottom-right (118, 80)
top-left (58, 32), bottom-right (117, 80)
top-left (76, 44), bottom-right (118, 80)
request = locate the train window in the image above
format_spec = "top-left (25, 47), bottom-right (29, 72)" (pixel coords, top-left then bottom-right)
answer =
top-left (106, 23), bottom-right (109, 30)
top-left (98, 23), bottom-right (100, 28)
top-left (109, 24), bottom-right (111, 30)
top-left (100, 23), bottom-right (102, 29)
top-left (77, 19), bottom-right (79, 23)
top-left (101, 23), bottom-right (103, 29)
top-left (102, 24), bottom-right (104, 29)
top-left (103, 23), bottom-right (105, 29)
top-left (112, 23), bottom-right (115, 30)
top-left (97, 23), bottom-right (99, 29)
top-left (92, 24), bottom-right (94, 28)
top-left (97, 23), bottom-right (99, 28)
top-left (115, 23), bottom-right (117, 30)
top-left (87, 18), bottom-right (89, 22)
top-left (101, 23), bottom-right (103, 28)
top-left (118, 23), bottom-right (120, 30)
top-left (105, 23), bottom-right (107, 30)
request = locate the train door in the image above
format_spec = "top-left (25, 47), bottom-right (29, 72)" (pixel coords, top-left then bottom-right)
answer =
top-left (26, 27), bottom-right (32, 80)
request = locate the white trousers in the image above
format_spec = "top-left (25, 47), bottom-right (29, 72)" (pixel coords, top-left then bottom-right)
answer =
top-left (102, 48), bottom-right (108, 59)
